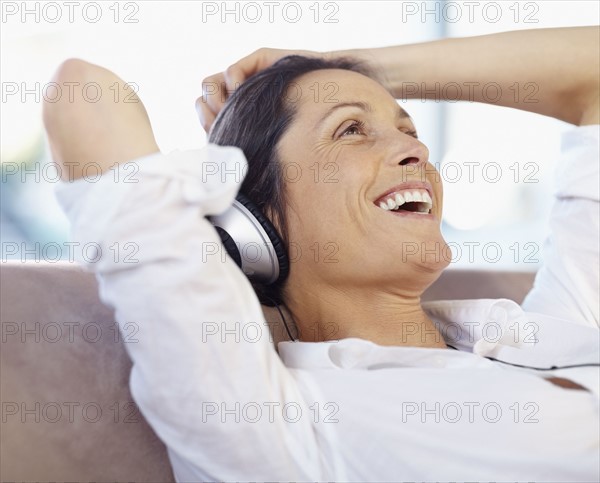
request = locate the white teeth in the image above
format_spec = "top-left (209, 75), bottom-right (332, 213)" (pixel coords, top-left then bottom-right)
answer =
top-left (376, 188), bottom-right (433, 213)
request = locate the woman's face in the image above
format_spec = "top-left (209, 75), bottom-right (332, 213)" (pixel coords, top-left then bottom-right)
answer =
top-left (278, 69), bottom-right (450, 295)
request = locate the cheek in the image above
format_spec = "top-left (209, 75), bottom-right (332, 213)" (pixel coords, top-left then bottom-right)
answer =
top-left (287, 179), bottom-right (375, 272)
top-left (280, 137), bottom-right (382, 259)
top-left (285, 173), bottom-right (344, 244)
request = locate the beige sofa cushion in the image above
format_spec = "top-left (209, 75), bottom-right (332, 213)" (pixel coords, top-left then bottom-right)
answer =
top-left (1, 262), bottom-right (175, 482)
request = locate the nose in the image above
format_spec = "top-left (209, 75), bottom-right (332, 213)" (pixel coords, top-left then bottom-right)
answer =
top-left (386, 134), bottom-right (429, 168)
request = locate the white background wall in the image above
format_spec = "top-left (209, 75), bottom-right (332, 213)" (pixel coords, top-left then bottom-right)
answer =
top-left (1, 1), bottom-right (598, 269)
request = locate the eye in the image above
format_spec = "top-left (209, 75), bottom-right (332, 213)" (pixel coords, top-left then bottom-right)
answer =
top-left (339, 120), bottom-right (366, 137)
top-left (401, 128), bottom-right (419, 139)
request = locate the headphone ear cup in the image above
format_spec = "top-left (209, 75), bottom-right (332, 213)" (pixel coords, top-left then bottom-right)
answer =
top-left (208, 193), bottom-right (289, 286)
top-left (235, 192), bottom-right (289, 285)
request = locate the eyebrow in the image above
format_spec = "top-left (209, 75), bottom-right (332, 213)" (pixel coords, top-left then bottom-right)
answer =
top-left (316, 101), bottom-right (411, 129)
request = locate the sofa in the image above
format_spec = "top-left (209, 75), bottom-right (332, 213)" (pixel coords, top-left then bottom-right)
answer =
top-left (0, 261), bottom-right (536, 481)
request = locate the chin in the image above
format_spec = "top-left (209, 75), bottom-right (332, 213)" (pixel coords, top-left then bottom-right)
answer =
top-left (389, 235), bottom-right (451, 286)
top-left (417, 236), bottom-right (452, 270)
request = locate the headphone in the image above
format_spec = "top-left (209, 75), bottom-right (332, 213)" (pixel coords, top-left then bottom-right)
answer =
top-left (208, 192), bottom-right (290, 287)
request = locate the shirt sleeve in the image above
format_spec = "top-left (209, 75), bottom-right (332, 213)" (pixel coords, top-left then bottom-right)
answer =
top-left (53, 145), bottom-right (331, 481)
top-left (521, 125), bottom-right (600, 328)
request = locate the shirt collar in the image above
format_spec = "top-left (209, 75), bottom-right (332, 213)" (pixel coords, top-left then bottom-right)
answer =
top-left (278, 299), bottom-right (599, 370)
top-left (278, 338), bottom-right (492, 371)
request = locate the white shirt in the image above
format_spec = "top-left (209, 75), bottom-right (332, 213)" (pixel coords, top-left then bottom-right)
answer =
top-left (55, 125), bottom-right (600, 482)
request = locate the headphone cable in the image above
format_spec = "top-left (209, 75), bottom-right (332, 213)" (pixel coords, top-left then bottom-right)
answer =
top-left (263, 294), bottom-right (296, 342)
top-left (446, 344), bottom-right (600, 370)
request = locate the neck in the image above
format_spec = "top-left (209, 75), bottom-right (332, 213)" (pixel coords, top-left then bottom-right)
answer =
top-left (285, 283), bottom-right (448, 349)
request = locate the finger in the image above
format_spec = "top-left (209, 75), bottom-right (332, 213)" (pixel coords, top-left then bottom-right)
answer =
top-left (201, 73), bottom-right (228, 122)
top-left (227, 49), bottom-right (266, 82)
top-left (224, 48), bottom-right (281, 90)
top-left (223, 64), bottom-right (246, 93)
top-left (195, 95), bottom-right (217, 133)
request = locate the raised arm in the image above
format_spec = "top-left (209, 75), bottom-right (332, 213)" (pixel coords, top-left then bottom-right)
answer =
top-left (44, 59), bottom-right (330, 481)
top-left (367, 26), bottom-right (599, 125)
top-left (198, 27), bottom-right (599, 130)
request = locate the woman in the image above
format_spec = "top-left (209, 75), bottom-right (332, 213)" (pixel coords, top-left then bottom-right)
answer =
top-left (44, 27), bottom-right (599, 481)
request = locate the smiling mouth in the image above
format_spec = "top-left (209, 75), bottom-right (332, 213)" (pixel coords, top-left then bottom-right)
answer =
top-left (375, 188), bottom-right (433, 215)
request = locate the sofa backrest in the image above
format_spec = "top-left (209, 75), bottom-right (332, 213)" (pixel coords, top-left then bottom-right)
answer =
top-left (0, 261), bottom-right (535, 481)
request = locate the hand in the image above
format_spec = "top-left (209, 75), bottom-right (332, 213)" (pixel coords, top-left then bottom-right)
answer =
top-left (196, 47), bottom-right (325, 133)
